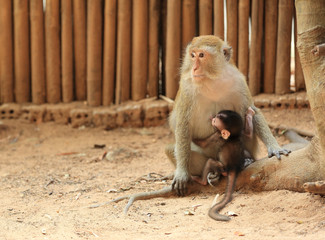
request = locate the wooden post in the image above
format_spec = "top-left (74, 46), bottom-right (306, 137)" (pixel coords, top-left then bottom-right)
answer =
top-left (160, 0), bottom-right (167, 95)
top-left (73, 0), bottom-right (87, 101)
top-left (237, 0), bottom-right (249, 78)
top-left (61, 0), bottom-right (73, 103)
top-left (148, 0), bottom-right (160, 97)
top-left (166, 0), bottom-right (181, 99)
top-left (213, 0), bottom-right (224, 39)
top-left (199, 0), bottom-right (213, 35)
top-left (182, 0), bottom-right (196, 48)
top-left (14, 0), bottom-right (30, 103)
top-left (115, 0), bottom-right (131, 103)
top-left (102, 0), bottom-right (117, 106)
top-left (249, 0), bottom-right (264, 96)
top-left (30, 0), bottom-right (46, 104)
top-left (294, 11), bottom-right (305, 91)
top-left (275, 0), bottom-right (293, 94)
top-left (45, 0), bottom-right (61, 103)
top-left (132, 0), bottom-right (148, 101)
top-left (0, 0), bottom-right (14, 103)
top-left (226, 0), bottom-right (238, 64)
top-left (87, 0), bottom-right (103, 106)
top-left (263, 0), bottom-right (278, 93)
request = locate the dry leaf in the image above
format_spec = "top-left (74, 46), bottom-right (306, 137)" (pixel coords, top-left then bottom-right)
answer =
top-left (184, 210), bottom-right (195, 215)
top-left (234, 231), bottom-right (245, 236)
top-left (226, 211), bottom-right (238, 217)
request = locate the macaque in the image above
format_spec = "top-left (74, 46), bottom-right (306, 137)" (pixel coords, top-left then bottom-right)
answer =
top-left (167, 35), bottom-right (290, 196)
top-left (107, 36), bottom-right (290, 218)
top-left (192, 109), bottom-right (255, 186)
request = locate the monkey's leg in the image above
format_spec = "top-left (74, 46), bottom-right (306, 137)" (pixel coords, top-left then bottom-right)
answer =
top-left (165, 142), bottom-right (208, 176)
top-left (208, 170), bottom-right (237, 221)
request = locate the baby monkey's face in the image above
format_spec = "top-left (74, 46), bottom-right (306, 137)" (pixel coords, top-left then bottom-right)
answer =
top-left (211, 116), bottom-right (225, 131)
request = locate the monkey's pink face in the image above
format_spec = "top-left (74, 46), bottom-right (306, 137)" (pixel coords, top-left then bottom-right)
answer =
top-left (211, 116), bottom-right (225, 131)
top-left (190, 49), bottom-right (212, 82)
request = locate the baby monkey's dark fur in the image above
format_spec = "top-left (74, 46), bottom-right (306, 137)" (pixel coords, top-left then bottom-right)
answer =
top-left (207, 110), bottom-right (247, 221)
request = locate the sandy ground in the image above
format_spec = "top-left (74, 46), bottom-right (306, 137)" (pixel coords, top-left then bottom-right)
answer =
top-left (0, 108), bottom-right (324, 240)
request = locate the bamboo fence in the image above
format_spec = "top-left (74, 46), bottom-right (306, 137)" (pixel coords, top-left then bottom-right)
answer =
top-left (0, 0), bottom-right (304, 106)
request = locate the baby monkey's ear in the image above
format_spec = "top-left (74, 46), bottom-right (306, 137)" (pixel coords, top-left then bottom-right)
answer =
top-left (221, 129), bottom-right (230, 140)
top-left (222, 46), bottom-right (232, 61)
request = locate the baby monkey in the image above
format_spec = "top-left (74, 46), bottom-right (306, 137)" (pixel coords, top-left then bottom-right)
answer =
top-left (193, 108), bottom-right (255, 186)
top-left (194, 108), bottom-right (255, 221)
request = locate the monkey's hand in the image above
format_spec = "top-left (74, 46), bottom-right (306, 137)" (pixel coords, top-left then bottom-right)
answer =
top-left (267, 146), bottom-right (291, 160)
top-left (172, 170), bottom-right (191, 196)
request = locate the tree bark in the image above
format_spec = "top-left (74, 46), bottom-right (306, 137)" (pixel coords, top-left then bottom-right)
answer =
top-left (296, 0), bottom-right (325, 166)
top-left (234, 0), bottom-right (325, 193)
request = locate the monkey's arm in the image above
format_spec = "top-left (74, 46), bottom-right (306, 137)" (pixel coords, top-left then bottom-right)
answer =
top-left (252, 106), bottom-right (291, 159)
top-left (172, 93), bottom-right (193, 196)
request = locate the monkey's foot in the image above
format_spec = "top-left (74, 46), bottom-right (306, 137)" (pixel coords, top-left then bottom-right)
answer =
top-left (303, 181), bottom-right (325, 194)
top-left (207, 172), bottom-right (221, 186)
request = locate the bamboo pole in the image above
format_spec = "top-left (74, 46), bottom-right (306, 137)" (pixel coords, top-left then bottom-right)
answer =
top-left (160, 0), bottom-right (167, 95)
top-left (45, 0), bottom-right (61, 103)
top-left (226, 0), bottom-right (238, 64)
top-left (132, 0), bottom-right (148, 101)
top-left (0, 0), bottom-right (14, 103)
top-left (237, 0), bottom-right (249, 78)
top-left (248, 0), bottom-right (264, 96)
top-left (102, 0), bottom-right (117, 106)
top-left (148, 0), bottom-right (160, 97)
top-left (294, 11), bottom-right (305, 91)
top-left (213, 0), bottom-right (224, 39)
top-left (73, 0), bottom-right (87, 100)
top-left (275, 0), bottom-right (293, 94)
top-left (182, 0), bottom-right (196, 49)
top-left (30, 0), bottom-right (46, 104)
top-left (166, 0), bottom-right (181, 99)
top-left (87, 0), bottom-right (103, 106)
top-left (263, 0), bottom-right (278, 93)
top-left (199, 0), bottom-right (213, 35)
top-left (14, 0), bottom-right (30, 103)
top-left (115, 0), bottom-right (131, 103)
top-left (61, 0), bottom-right (73, 103)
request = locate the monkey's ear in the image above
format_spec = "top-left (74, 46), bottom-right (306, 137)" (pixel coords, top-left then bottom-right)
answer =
top-left (222, 47), bottom-right (232, 61)
top-left (221, 129), bottom-right (230, 140)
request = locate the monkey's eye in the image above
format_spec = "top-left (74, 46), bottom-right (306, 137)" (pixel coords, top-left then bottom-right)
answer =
top-left (191, 52), bottom-right (195, 58)
top-left (199, 52), bottom-right (204, 58)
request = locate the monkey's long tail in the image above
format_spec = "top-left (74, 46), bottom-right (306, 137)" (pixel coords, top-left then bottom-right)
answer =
top-left (208, 171), bottom-right (237, 221)
top-left (89, 186), bottom-right (173, 214)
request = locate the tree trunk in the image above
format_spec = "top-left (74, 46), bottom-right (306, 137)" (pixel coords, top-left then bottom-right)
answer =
top-left (235, 0), bottom-right (325, 193)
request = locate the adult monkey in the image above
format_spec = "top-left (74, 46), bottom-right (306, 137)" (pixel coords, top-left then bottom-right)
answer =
top-left (167, 35), bottom-right (290, 196)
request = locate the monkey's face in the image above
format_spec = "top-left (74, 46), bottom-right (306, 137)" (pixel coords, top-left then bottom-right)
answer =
top-left (186, 35), bottom-right (233, 84)
top-left (190, 48), bottom-right (215, 83)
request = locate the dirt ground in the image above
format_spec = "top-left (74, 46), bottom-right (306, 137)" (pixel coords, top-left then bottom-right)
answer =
top-left (0, 107), bottom-right (324, 240)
